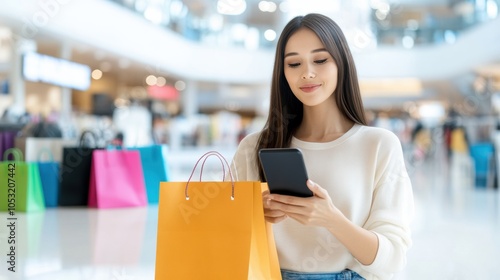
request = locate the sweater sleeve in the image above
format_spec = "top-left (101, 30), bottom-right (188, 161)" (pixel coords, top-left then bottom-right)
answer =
top-left (360, 132), bottom-right (415, 278)
top-left (228, 132), bottom-right (260, 181)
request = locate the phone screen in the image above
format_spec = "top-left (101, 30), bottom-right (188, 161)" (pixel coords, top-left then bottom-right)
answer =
top-left (258, 148), bottom-right (313, 197)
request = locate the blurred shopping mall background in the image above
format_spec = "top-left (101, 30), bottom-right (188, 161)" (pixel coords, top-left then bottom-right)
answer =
top-left (0, 0), bottom-right (499, 279)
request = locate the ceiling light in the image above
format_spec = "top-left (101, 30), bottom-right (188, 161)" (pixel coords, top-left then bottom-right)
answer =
top-left (264, 29), bottom-right (276, 41)
top-left (156, 76), bottom-right (167, 87)
top-left (217, 0), bottom-right (247, 15)
top-left (258, 1), bottom-right (269, 12)
top-left (91, 69), bottom-right (102, 80)
top-left (146, 75), bottom-right (157, 86)
top-left (175, 80), bottom-right (186, 91)
top-left (259, 1), bottom-right (277, 12)
top-left (268, 2), bottom-right (277, 12)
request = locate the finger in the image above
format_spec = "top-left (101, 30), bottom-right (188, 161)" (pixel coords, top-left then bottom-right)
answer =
top-left (265, 213), bottom-right (288, 224)
top-left (264, 209), bottom-right (286, 218)
top-left (268, 194), bottom-right (306, 207)
top-left (264, 209), bottom-right (287, 224)
top-left (262, 190), bottom-right (270, 201)
top-left (267, 200), bottom-right (308, 216)
top-left (263, 196), bottom-right (271, 209)
top-left (307, 180), bottom-right (329, 199)
top-left (264, 210), bottom-right (288, 223)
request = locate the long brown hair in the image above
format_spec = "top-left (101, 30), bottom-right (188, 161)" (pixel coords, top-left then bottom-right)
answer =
top-left (256, 13), bottom-right (367, 181)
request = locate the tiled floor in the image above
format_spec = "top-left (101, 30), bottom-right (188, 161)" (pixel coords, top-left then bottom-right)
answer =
top-left (1, 150), bottom-right (499, 280)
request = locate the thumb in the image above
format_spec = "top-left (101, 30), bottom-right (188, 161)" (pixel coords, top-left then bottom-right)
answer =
top-left (307, 179), bottom-right (328, 199)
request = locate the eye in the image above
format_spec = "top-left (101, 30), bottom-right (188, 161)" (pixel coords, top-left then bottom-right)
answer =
top-left (287, 62), bottom-right (300, 68)
top-left (315, 59), bottom-right (327, 64)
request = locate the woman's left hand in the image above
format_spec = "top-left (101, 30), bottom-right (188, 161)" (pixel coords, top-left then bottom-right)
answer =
top-left (266, 180), bottom-right (343, 228)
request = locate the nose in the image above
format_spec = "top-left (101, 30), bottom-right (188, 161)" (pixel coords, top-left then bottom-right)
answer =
top-left (301, 67), bottom-right (316, 80)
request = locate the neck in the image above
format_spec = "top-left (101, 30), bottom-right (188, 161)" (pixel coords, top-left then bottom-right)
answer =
top-left (294, 102), bottom-right (354, 142)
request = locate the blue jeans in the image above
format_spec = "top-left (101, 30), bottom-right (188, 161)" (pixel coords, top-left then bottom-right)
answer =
top-left (281, 269), bottom-right (365, 280)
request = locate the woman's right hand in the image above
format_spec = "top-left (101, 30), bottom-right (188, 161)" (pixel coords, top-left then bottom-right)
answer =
top-left (262, 190), bottom-right (288, 223)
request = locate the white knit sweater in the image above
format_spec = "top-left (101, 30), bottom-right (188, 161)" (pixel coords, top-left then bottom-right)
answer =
top-left (230, 124), bottom-right (414, 279)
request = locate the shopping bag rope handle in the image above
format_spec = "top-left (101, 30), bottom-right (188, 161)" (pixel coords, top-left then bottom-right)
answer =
top-left (79, 130), bottom-right (98, 148)
top-left (199, 153), bottom-right (226, 182)
top-left (195, 151), bottom-right (235, 183)
top-left (37, 147), bottom-right (55, 162)
top-left (3, 148), bottom-right (23, 162)
top-left (185, 151), bottom-right (235, 201)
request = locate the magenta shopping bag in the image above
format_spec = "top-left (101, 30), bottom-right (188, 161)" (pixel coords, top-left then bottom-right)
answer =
top-left (88, 149), bottom-right (147, 208)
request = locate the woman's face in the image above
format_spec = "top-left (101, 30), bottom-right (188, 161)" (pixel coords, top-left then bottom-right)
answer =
top-left (283, 28), bottom-right (338, 107)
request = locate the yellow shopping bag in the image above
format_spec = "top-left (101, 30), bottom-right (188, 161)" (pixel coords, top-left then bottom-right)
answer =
top-left (155, 151), bottom-right (281, 280)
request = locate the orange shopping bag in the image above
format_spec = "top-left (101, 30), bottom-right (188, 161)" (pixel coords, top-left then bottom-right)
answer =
top-left (155, 151), bottom-right (281, 280)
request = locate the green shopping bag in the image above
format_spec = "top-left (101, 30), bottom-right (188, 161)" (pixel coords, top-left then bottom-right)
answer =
top-left (0, 148), bottom-right (45, 212)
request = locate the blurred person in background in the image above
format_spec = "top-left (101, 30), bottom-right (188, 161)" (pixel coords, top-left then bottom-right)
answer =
top-left (230, 13), bottom-right (414, 280)
top-left (411, 121), bottom-right (432, 162)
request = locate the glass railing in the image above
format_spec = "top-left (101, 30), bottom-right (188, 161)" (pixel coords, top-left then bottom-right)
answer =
top-left (108, 0), bottom-right (499, 50)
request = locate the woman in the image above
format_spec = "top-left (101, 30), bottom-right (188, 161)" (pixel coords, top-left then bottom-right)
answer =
top-left (230, 13), bottom-right (414, 280)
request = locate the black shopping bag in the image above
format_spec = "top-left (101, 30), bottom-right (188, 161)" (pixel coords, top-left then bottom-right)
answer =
top-left (59, 131), bottom-right (100, 206)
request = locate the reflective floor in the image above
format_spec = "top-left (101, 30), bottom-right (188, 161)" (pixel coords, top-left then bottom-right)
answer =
top-left (394, 155), bottom-right (500, 279)
top-left (1, 153), bottom-right (499, 280)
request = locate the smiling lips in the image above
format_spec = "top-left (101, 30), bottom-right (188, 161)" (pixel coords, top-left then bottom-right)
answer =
top-left (299, 84), bottom-right (321, 93)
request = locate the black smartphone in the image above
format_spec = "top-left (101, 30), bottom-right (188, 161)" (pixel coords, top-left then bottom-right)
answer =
top-left (258, 148), bottom-right (313, 197)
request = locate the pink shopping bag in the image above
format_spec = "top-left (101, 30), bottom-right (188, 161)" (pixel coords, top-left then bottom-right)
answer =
top-left (88, 149), bottom-right (147, 208)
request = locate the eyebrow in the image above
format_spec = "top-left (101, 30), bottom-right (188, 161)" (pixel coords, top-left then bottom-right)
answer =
top-left (284, 48), bottom-right (328, 58)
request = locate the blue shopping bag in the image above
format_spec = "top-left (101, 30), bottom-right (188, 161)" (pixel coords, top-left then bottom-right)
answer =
top-left (37, 149), bottom-right (60, 207)
top-left (131, 145), bottom-right (169, 203)
top-left (38, 162), bottom-right (59, 207)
